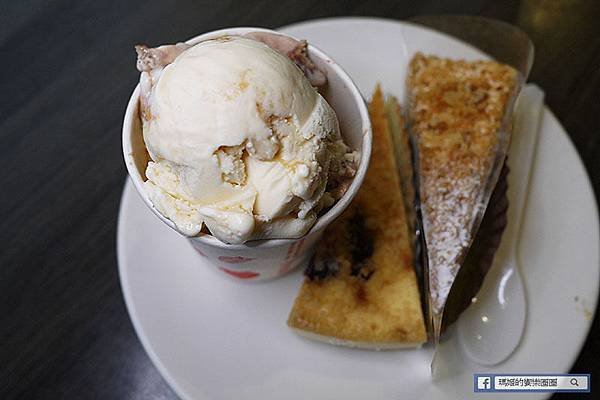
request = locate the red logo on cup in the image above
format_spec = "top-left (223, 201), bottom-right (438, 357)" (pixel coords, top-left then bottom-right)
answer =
top-left (219, 267), bottom-right (260, 279)
top-left (218, 256), bottom-right (255, 264)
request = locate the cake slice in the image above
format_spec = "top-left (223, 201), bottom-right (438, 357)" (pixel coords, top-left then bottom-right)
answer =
top-left (407, 53), bottom-right (519, 326)
top-left (287, 86), bottom-right (427, 349)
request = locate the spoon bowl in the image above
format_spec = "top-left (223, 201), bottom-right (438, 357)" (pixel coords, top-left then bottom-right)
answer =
top-left (458, 251), bottom-right (527, 365)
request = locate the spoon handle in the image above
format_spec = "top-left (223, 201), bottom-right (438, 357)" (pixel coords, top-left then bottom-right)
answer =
top-left (504, 85), bottom-right (545, 252)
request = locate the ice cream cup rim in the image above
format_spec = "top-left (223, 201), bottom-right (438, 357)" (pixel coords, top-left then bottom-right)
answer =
top-left (122, 26), bottom-right (372, 250)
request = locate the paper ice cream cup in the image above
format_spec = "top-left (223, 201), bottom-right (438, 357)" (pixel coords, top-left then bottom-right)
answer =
top-left (122, 27), bottom-right (372, 281)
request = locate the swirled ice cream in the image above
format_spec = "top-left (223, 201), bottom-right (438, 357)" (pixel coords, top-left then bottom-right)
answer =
top-left (136, 35), bottom-right (357, 244)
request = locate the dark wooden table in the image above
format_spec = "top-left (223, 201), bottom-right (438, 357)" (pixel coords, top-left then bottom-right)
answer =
top-left (2, 0), bottom-right (598, 398)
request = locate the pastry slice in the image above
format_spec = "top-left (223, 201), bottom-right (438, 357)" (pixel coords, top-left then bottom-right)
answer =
top-left (407, 53), bottom-right (519, 330)
top-left (287, 85), bottom-right (427, 349)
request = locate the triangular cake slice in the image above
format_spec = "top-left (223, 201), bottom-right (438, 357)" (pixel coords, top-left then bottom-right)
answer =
top-left (287, 86), bottom-right (427, 349)
top-left (407, 53), bottom-right (519, 331)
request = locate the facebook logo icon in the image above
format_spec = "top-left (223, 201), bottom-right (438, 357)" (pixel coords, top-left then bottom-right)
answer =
top-left (476, 376), bottom-right (493, 391)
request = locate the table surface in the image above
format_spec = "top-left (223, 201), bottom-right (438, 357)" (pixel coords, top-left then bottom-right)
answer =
top-left (2, 0), bottom-right (599, 399)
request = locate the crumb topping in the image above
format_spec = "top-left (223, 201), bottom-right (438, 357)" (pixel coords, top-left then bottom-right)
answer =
top-left (407, 53), bottom-right (518, 313)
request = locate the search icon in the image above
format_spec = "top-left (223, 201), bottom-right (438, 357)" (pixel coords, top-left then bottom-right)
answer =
top-left (570, 378), bottom-right (579, 387)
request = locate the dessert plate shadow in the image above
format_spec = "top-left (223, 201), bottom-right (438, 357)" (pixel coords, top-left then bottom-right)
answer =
top-left (118, 17), bottom-right (599, 400)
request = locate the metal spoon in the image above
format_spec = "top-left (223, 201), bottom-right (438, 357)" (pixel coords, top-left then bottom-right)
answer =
top-left (457, 84), bottom-right (545, 366)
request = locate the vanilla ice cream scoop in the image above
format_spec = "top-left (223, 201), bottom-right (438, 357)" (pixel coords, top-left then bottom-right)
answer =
top-left (136, 35), bottom-right (356, 244)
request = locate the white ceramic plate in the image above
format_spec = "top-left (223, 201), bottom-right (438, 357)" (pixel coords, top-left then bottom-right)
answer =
top-left (118, 17), bottom-right (599, 400)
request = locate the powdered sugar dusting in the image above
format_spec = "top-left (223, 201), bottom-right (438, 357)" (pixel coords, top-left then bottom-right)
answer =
top-left (421, 159), bottom-right (489, 312)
